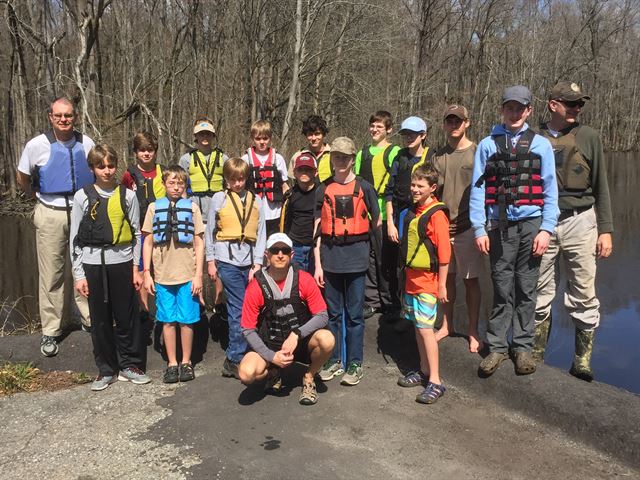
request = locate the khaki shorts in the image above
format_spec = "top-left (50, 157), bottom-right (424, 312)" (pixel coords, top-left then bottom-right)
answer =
top-left (449, 227), bottom-right (482, 279)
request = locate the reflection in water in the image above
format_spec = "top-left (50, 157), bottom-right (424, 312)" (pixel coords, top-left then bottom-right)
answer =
top-left (544, 152), bottom-right (640, 394)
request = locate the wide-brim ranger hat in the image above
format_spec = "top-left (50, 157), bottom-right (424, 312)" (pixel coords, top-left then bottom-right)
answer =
top-left (294, 152), bottom-right (317, 170)
top-left (331, 137), bottom-right (356, 156)
top-left (266, 233), bottom-right (293, 250)
top-left (443, 104), bottom-right (468, 120)
top-left (193, 120), bottom-right (216, 135)
top-left (549, 81), bottom-right (591, 102)
top-left (399, 116), bottom-right (427, 134)
top-left (502, 85), bottom-right (532, 106)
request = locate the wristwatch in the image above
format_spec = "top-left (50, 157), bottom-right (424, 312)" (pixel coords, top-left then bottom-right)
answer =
top-left (291, 328), bottom-right (302, 338)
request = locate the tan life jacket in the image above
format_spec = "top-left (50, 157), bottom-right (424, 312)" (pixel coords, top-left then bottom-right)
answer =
top-left (215, 190), bottom-right (260, 243)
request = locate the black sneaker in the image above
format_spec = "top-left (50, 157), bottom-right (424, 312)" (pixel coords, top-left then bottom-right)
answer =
top-left (363, 305), bottom-right (377, 319)
top-left (163, 365), bottom-right (179, 384)
top-left (40, 335), bottom-right (59, 357)
top-left (179, 363), bottom-right (195, 382)
top-left (221, 358), bottom-right (239, 379)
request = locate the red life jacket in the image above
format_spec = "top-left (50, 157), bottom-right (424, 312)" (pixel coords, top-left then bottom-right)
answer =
top-left (248, 147), bottom-right (284, 203)
top-left (479, 129), bottom-right (544, 207)
top-left (320, 177), bottom-right (370, 244)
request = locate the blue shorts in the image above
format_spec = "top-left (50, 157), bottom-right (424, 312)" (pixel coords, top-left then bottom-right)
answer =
top-left (403, 292), bottom-right (438, 329)
top-left (155, 282), bottom-right (200, 324)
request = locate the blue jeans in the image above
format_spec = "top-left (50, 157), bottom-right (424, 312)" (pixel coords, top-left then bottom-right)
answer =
top-left (217, 261), bottom-right (250, 363)
top-left (324, 271), bottom-right (366, 365)
top-left (292, 242), bottom-right (314, 275)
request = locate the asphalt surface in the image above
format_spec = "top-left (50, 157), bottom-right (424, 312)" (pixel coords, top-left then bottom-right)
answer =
top-left (1, 315), bottom-right (639, 479)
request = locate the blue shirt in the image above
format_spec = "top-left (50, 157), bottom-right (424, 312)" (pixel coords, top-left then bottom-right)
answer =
top-left (469, 123), bottom-right (559, 238)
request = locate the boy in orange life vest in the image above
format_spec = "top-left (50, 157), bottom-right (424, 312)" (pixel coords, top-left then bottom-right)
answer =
top-left (313, 137), bottom-right (381, 386)
top-left (121, 132), bottom-right (165, 315)
top-left (242, 120), bottom-right (289, 237)
top-left (396, 166), bottom-right (450, 404)
top-left (290, 115), bottom-right (332, 182)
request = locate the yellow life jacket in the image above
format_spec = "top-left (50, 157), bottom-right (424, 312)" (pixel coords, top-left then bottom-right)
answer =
top-left (127, 164), bottom-right (166, 222)
top-left (75, 185), bottom-right (133, 248)
top-left (316, 150), bottom-right (333, 183)
top-left (358, 145), bottom-right (394, 195)
top-left (189, 149), bottom-right (224, 195)
top-left (399, 200), bottom-right (447, 271)
top-left (215, 190), bottom-right (260, 243)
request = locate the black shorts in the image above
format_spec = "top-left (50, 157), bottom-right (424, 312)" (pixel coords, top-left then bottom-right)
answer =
top-left (292, 335), bottom-right (313, 365)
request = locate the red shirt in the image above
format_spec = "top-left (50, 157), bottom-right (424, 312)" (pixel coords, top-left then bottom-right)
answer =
top-left (241, 269), bottom-right (327, 330)
top-left (121, 165), bottom-right (159, 191)
top-left (404, 198), bottom-right (451, 296)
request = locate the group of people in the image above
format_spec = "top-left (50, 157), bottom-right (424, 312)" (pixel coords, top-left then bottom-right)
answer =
top-left (16, 79), bottom-right (612, 406)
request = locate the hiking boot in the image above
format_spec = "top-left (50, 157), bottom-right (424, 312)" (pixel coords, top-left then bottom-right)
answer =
top-left (569, 328), bottom-right (595, 382)
top-left (40, 335), bottom-right (59, 357)
top-left (397, 370), bottom-right (428, 388)
top-left (179, 363), bottom-right (195, 382)
top-left (478, 352), bottom-right (508, 376)
top-left (299, 380), bottom-right (318, 406)
top-left (221, 358), bottom-right (240, 379)
top-left (318, 359), bottom-right (344, 381)
top-left (363, 305), bottom-right (377, 320)
top-left (341, 362), bottom-right (363, 386)
top-left (264, 367), bottom-right (282, 392)
top-left (416, 381), bottom-right (446, 404)
top-left (118, 366), bottom-right (151, 384)
top-left (91, 375), bottom-right (115, 391)
top-left (514, 351), bottom-right (537, 375)
top-left (532, 314), bottom-right (552, 363)
top-left (163, 365), bottom-right (179, 384)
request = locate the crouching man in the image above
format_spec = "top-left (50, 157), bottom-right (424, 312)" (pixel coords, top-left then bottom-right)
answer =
top-left (238, 233), bottom-right (335, 405)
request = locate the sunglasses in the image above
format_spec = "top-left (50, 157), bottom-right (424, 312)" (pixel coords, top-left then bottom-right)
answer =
top-left (559, 100), bottom-right (585, 108)
top-left (268, 246), bottom-right (292, 255)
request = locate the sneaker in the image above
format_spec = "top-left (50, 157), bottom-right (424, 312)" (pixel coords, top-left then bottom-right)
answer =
top-left (478, 352), bottom-right (509, 377)
top-left (91, 375), bottom-right (115, 391)
top-left (179, 363), bottom-right (195, 382)
top-left (416, 381), bottom-right (446, 404)
top-left (341, 362), bottom-right (363, 386)
top-left (299, 380), bottom-right (318, 406)
top-left (118, 366), bottom-right (151, 384)
top-left (363, 305), bottom-right (377, 319)
top-left (318, 359), bottom-right (344, 381)
top-left (397, 370), bottom-right (428, 388)
top-left (163, 365), bottom-right (179, 384)
top-left (221, 358), bottom-right (240, 379)
top-left (264, 367), bottom-right (282, 392)
top-left (40, 335), bottom-right (59, 357)
top-left (81, 324), bottom-right (92, 334)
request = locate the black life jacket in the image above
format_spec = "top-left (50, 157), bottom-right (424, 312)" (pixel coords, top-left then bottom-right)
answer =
top-left (75, 185), bottom-right (134, 248)
top-left (255, 265), bottom-right (311, 351)
top-left (391, 147), bottom-right (434, 220)
top-left (127, 164), bottom-right (165, 223)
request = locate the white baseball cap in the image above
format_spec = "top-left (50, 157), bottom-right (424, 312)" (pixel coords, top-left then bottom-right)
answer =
top-left (266, 233), bottom-right (293, 250)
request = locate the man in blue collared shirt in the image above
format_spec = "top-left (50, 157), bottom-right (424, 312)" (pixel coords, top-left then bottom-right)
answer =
top-left (470, 85), bottom-right (559, 377)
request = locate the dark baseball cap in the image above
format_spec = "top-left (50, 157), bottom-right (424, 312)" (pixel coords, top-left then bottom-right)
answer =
top-left (294, 152), bottom-right (317, 170)
top-left (443, 104), bottom-right (469, 120)
top-left (502, 85), bottom-right (532, 106)
top-left (549, 81), bottom-right (591, 102)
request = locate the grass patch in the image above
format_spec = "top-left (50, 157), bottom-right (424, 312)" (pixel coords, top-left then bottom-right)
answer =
top-left (0, 362), bottom-right (92, 397)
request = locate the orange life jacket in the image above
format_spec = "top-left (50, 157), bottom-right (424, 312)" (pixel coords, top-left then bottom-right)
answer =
top-left (320, 177), bottom-right (370, 244)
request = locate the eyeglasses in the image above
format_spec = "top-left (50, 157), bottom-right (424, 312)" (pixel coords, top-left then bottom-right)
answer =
top-left (268, 246), bottom-right (292, 255)
top-left (559, 100), bottom-right (585, 108)
top-left (51, 113), bottom-right (74, 119)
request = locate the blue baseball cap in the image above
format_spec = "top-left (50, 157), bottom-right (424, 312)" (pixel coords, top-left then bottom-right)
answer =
top-left (399, 116), bottom-right (427, 134)
top-left (502, 85), bottom-right (532, 106)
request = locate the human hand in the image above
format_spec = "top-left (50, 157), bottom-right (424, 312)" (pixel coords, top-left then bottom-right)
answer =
top-left (191, 275), bottom-right (203, 297)
top-left (75, 279), bottom-right (89, 298)
top-left (281, 331), bottom-right (299, 356)
top-left (532, 230), bottom-right (551, 257)
top-left (475, 235), bottom-right (490, 255)
top-left (207, 261), bottom-right (218, 282)
top-left (314, 265), bottom-right (324, 288)
top-left (596, 233), bottom-right (613, 259)
top-left (272, 350), bottom-right (294, 368)
top-left (248, 263), bottom-right (261, 282)
top-left (388, 223), bottom-right (399, 243)
top-left (438, 284), bottom-right (448, 303)
top-left (133, 269), bottom-right (143, 291)
top-left (144, 271), bottom-right (155, 295)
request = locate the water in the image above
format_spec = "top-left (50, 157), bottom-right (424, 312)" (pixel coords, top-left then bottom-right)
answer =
top-left (1, 153), bottom-right (639, 392)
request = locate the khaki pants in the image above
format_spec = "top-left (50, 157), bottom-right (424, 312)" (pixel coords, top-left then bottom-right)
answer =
top-left (535, 207), bottom-right (600, 331)
top-left (34, 203), bottom-right (90, 336)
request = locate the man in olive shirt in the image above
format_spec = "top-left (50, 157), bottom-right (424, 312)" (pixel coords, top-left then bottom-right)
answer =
top-left (431, 105), bottom-right (483, 353)
top-left (534, 82), bottom-right (613, 382)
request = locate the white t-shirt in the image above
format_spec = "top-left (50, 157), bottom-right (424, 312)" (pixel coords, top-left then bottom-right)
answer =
top-left (241, 149), bottom-right (288, 220)
top-left (18, 132), bottom-right (95, 208)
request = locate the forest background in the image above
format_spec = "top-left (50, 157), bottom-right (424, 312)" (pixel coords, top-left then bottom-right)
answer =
top-left (1, 0), bottom-right (639, 196)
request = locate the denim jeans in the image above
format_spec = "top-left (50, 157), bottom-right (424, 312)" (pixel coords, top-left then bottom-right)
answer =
top-left (324, 271), bottom-right (366, 365)
top-left (217, 261), bottom-right (250, 363)
top-left (292, 242), bottom-right (314, 275)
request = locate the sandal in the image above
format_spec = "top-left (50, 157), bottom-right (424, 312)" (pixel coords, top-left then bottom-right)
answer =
top-left (299, 381), bottom-right (318, 406)
top-left (264, 367), bottom-right (282, 393)
top-left (397, 371), bottom-right (428, 388)
top-left (416, 381), bottom-right (446, 404)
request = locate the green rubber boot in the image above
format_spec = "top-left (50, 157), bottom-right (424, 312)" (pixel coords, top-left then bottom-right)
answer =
top-left (532, 315), bottom-right (552, 363)
top-left (569, 328), bottom-right (595, 382)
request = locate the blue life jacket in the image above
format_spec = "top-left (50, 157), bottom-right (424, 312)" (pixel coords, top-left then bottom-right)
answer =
top-left (36, 131), bottom-right (94, 195)
top-left (152, 197), bottom-right (195, 245)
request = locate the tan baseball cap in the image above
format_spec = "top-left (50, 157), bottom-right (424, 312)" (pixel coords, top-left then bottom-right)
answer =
top-left (193, 120), bottom-right (216, 135)
top-left (443, 104), bottom-right (469, 120)
top-left (549, 81), bottom-right (591, 102)
top-left (331, 137), bottom-right (356, 155)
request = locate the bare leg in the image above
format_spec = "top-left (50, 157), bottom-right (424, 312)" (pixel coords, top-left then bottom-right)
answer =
top-left (180, 324), bottom-right (194, 364)
top-left (163, 323), bottom-right (178, 366)
top-left (414, 326), bottom-right (431, 376)
top-left (238, 351), bottom-right (269, 385)
top-left (436, 273), bottom-right (457, 342)
top-left (463, 277), bottom-right (482, 353)
top-left (305, 329), bottom-right (335, 384)
top-left (417, 327), bottom-right (440, 385)
top-left (214, 277), bottom-right (224, 305)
